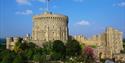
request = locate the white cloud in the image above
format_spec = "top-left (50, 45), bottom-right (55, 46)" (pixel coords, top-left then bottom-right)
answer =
top-left (16, 0), bottom-right (31, 5)
top-left (16, 9), bottom-right (33, 15)
top-left (39, 7), bottom-right (44, 11)
top-left (76, 20), bottom-right (90, 26)
top-left (52, 5), bottom-right (58, 9)
top-left (113, 2), bottom-right (125, 7)
top-left (118, 2), bottom-right (125, 7)
top-left (73, 0), bottom-right (84, 3)
top-left (37, 0), bottom-right (47, 3)
top-left (38, 0), bottom-right (46, 3)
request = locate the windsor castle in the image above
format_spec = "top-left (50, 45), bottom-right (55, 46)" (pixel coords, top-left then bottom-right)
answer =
top-left (6, 11), bottom-right (125, 61)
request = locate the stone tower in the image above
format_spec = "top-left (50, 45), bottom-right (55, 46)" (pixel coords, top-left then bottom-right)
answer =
top-left (105, 27), bottom-right (123, 58)
top-left (32, 12), bottom-right (69, 46)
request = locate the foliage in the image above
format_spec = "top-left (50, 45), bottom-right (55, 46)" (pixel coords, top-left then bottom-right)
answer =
top-left (66, 40), bottom-right (82, 56)
top-left (25, 48), bottom-right (34, 60)
top-left (52, 40), bottom-right (66, 60)
top-left (1, 50), bottom-right (14, 63)
top-left (91, 45), bottom-right (97, 48)
top-left (53, 40), bottom-right (66, 54)
top-left (33, 53), bottom-right (41, 62)
top-left (51, 52), bottom-right (62, 60)
top-left (0, 40), bottom-right (98, 63)
top-left (12, 55), bottom-right (23, 63)
top-left (13, 41), bottom-right (22, 53)
top-left (42, 41), bottom-right (53, 55)
top-left (81, 46), bottom-right (96, 63)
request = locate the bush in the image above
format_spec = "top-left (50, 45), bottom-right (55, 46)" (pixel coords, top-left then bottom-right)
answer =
top-left (66, 40), bottom-right (81, 56)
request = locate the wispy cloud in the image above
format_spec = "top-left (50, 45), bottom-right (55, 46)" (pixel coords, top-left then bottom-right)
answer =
top-left (76, 20), bottom-right (90, 26)
top-left (37, 0), bottom-right (46, 3)
top-left (113, 2), bottom-right (125, 7)
top-left (16, 9), bottom-right (33, 15)
top-left (73, 0), bottom-right (84, 3)
top-left (16, 0), bottom-right (31, 5)
top-left (52, 5), bottom-right (58, 9)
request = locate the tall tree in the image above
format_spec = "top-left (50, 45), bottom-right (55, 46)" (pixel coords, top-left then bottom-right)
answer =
top-left (12, 55), bottom-right (23, 63)
top-left (52, 40), bottom-right (65, 54)
top-left (42, 41), bottom-right (53, 55)
top-left (66, 40), bottom-right (81, 56)
top-left (1, 50), bottom-right (14, 63)
top-left (52, 40), bottom-right (66, 60)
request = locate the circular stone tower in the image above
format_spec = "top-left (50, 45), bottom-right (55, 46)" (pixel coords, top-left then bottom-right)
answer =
top-left (32, 12), bottom-right (69, 46)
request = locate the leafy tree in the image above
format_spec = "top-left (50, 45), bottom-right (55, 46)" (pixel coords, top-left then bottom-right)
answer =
top-left (52, 40), bottom-right (66, 60)
top-left (66, 40), bottom-right (81, 56)
top-left (1, 50), bottom-right (13, 63)
top-left (28, 42), bottom-right (36, 49)
top-left (51, 52), bottom-right (62, 60)
top-left (33, 53), bottom-right (41, 63)
top-left (13, 42), bottom-right (22, 53)
top-left (12, 55), bottom-right (23, 63)
top-left (53, 40), bottom-right (65, 54)
top-left (20, 42), bottom-right (28, 50)
top-left (34, 47), bottom-right (43, 55)
top-left (25, 48), bottom-right (34, 60)
top-left (42, 41), bottom-right (53, 55)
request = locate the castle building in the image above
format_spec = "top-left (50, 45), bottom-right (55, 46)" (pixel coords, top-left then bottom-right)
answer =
top-left (32, 12), bottom-right (69, 46)
top-left (74, 27), bottom-right (124, 60)
top-left (6, 37), bottom-right (21, 50)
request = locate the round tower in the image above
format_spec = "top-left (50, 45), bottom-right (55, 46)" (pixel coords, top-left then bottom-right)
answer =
top-left (32, 12), bottom-right (69, 46)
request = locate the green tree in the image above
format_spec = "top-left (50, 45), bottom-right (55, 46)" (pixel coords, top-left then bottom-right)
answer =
top-left (42, 41), bottom-right (53, 55)
top-left (25, 48), bottom-right (34, 60)
top-left (33, 53), bottom-right (41, 63)
top-left (1, 50), bottom-right (13, 63)
top-left (12, 55), bottom-right (23, 63)
top-left (66, 40), bottom-right (81, 56)
top-left (14, 41), bottom-right (22, 53)
top-left (51, 52), bottom-right (62, 60)
top-left (28, 42), bottom-right (36, 49)
top-left (53, 40), bottom-right (65, 54)
top-left (52, 40), bottom-right (66, 60)
top-left (20, 42), bottom-right (28, 50)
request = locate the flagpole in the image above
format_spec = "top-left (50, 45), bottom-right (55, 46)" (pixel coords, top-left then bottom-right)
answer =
top-left (46, 0), bottom-right (49, 12)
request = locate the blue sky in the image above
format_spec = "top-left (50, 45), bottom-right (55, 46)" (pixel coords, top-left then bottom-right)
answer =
top-left (0, 0), bottom-right (125, 38)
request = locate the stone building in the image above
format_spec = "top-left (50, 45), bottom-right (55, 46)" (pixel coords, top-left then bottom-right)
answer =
top-left (74, 27), bottom-right (124, 60)
top-left (6, 34), bottom-right (31, 50)
top-left (6, 37), bottom-right (21, 50)
top-left (32, 12), bottom-right (69, 46)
